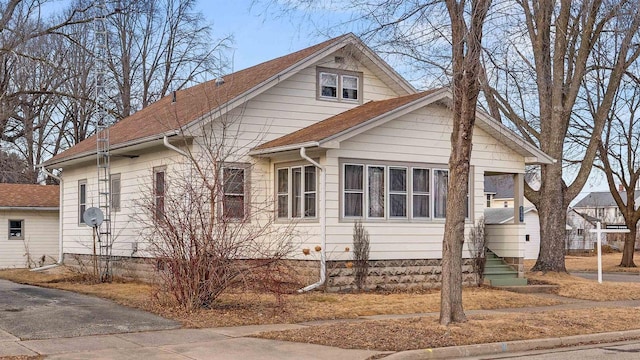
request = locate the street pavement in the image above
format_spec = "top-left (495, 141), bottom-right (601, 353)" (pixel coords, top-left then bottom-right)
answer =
top-left (571, 271), bottom-right (640, 282)
top-left (2, 276), bottom-right (640, 359)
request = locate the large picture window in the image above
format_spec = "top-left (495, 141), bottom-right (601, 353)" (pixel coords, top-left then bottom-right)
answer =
top-left (276, 164), bottom-right (317, 219)
top-left (341, 161), bottom-right (470, 221)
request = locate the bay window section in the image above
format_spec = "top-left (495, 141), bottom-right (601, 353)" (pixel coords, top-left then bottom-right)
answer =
top-left (276, 165), bottom-right (317, 219)
top-left (368, 166), bottom-right (385, 218)
top-left (341, 161), bottom-right (469, 221)
top-left (389, 167), bottom-right (407, 218)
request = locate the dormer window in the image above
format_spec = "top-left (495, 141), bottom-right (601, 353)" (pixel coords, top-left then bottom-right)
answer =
top-left (317, 68), bottom-right (362, 103)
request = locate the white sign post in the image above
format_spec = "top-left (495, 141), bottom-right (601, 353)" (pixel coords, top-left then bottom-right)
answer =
top-left (589, 221), bottom-right (629, 283)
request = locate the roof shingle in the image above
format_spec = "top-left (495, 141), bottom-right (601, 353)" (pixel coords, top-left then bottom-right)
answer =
top-left (45, 34), bottom-right (354, 166)
top-left (0, 184), bottom-right (59, 208)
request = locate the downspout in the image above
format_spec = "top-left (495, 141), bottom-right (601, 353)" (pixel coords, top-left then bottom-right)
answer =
top-left (163, 136), bottom-right (188, 157)
top-left (31, 166), bottom-right (63, 271)
top-left (298, 147), bottom-right (326, 292)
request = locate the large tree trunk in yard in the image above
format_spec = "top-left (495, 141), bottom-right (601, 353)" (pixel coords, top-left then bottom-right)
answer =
top-left (439, 0), bottom-right (490, 326)
top-left (532, 161), bottom-right (567, 272)
top-left (620, 222), bottom-right (637, 267)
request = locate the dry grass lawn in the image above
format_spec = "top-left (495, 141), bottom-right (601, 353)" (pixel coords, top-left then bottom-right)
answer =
top-left (0, 267), bottom-right (559, 328)
top-left (525, 251), bottom-right (640, 273)
top-left (3, 266), bottom-right (640, 352)
top-left (257, 307), bottom-right (640, 351)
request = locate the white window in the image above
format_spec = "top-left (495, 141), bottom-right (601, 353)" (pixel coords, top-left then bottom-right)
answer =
top-left (389, 167), bottom-right (407, 218)
top-left (320, 72), bottom-right (338, 98)
top-left (111, 173), bottom-right (121, 212)
top-left (434, 169), bottom-right (448, 219)
top-left (8, 220), bottom-right (23, 240)
top-left (317, 68), bottom-right (362, 102)
top-left (342, 75), bottom-right (359, 100)
top-left (486, 194), bottom-right (492, 208)
top-left (222, 166), bottom-right (248, 220)
top-left (78, 179), bottom-right (87, 225)
top-left (341, 161), bottom-right (468, 221)
top-left (276, 165), bottom-right (317, 219)
top-left (412, 168), bottom-right (430, 218)
top-left (344, 164), bottom-right (364, 217)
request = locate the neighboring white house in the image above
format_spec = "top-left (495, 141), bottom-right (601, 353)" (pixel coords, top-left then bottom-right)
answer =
top-left (0, 183), bottom-right (59, 268)
top-left (569, 190), bottom-right (640, 251)
top-left (42, 34), bottom-right (553, 290)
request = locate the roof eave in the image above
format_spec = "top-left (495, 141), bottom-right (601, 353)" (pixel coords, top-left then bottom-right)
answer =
top-left (249, 141), bottom-right (320, 157)
top-left (0, 206), bottom-right (59, 211)
top-left (42, 131), bottom-right (182, 168)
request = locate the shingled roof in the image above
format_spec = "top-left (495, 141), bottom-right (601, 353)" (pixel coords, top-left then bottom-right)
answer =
top-left (45, 33), bottom-right (385, 167)
top-left (0, 184), bottom-right (59, 208)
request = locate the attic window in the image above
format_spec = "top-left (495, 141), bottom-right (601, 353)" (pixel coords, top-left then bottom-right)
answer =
top-left (317, 67), bottom-right (362, 103)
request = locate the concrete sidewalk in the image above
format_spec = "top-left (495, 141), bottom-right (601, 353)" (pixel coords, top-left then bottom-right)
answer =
top-left (2, 325), bottom-right (386, 359)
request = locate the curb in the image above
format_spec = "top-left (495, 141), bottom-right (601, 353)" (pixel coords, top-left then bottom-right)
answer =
top-left (383, 329), bottom-right (640, 359)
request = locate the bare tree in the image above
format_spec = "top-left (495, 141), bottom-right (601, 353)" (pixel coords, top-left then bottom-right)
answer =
top-left (137, 106), bottom-right (297, 310)
top-left (594, 76), bottom-right (640, 267)
top-left (0, 149), bottom-right (33, 183)
top-left (105, 0), bottom-right (231, 119)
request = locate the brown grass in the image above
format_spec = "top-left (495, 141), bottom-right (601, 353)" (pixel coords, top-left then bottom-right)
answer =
top-left (524, 252), bottom-right (640, 273)
top-left (0, 267), bottom-right (559, 328)
top-left (527, 271), bottom-right (640, 301)
top-left (257, 307), bottom-right (640, 351)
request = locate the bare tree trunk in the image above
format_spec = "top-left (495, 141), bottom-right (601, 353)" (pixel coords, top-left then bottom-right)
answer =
top-left (532, 160), bottom-right (567, 271)
top-left (440, 0), bottom-right (490, 326)
top-left (621, 221), bottom-right (637, 267)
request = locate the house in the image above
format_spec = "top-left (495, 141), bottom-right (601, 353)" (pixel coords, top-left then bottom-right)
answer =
top-left (569, 190), bottom-right (640, 251)
top-left (484, 207), bottom-right (539, 259)
top-left (0, 183), bottom-right (59, 268)
top-left (42, 33), bottom-right (553, 290)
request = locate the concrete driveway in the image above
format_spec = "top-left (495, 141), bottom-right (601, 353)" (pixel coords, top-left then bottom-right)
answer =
top-left (0, 279), bottom-right (178, 340)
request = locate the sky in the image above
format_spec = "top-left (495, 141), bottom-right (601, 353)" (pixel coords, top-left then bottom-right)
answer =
top-left (196, 1), bottom-right (333, 72)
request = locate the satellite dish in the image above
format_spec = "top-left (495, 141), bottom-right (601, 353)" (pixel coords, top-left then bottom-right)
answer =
top-left (83, 207), bottom-right (104, 227)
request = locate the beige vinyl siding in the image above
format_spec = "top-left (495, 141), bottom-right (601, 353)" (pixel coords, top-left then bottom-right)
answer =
top-left (485, 224), bottom-right (526, 258)
top-left (0, 209), bottom-right (58, 268)
top-left (60, 145), bottom-right (188, 257)
top-left (312, 103), bottom-right (525, 261)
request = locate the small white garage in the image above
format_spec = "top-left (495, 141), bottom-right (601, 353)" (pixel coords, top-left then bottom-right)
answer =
top-left (0, 183), bottom-right (59, 268)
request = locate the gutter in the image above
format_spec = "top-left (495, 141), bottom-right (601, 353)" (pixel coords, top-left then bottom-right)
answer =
top-left (298, 147), bottom-right (326, 292)
top-left (31, 166), bottom-right (63, 272)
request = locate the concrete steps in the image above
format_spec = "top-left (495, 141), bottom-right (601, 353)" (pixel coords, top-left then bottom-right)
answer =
top-left (483, 250), bottom-right (527, 286)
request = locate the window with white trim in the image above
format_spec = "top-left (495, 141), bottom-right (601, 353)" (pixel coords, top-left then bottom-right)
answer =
top-left (276, 164), bottom-right (317, 219)
top-left (8, 220), bottom-right (23, 240)
top-left (341, 161), bottom-right (469, 221)
top-left (78, 179), bottom-right (87, 225)
top-left (222, 166), bottom-right (249, 220)
top-left (111, 173), bottom-right (121, 212)
top-left (317, 68), bottom-right (362, 102)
